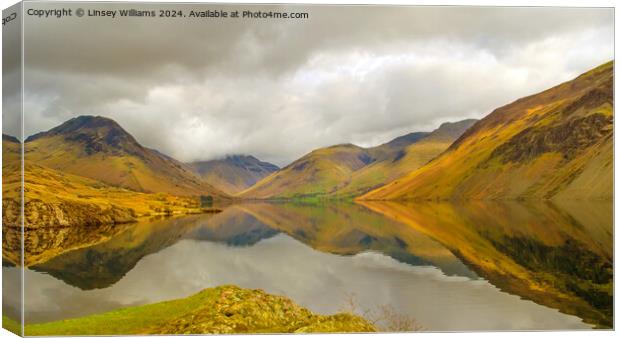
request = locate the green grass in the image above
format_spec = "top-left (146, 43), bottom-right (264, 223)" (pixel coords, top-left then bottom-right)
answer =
top-left (25, 288), bottom-right (213, 336)
top-left (25, 285), bottom-right (375, 336)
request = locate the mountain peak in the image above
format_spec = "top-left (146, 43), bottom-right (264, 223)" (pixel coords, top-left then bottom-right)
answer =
top-left (25, 115), bottom-right (143, 156)
top-left (26, 115), bottom-right (126, 142)
top-left (188, 155), bottom-right (279, 195)
top-left (437, 119), bottom-right (478, 130)
top-left (224, 155), bottom-right (260, 165)
top-left (62, 115), bottom-right (121, 130)
top-left (23, 115), bottom-right (228, 197)
top-left (382, 132), bottom-right (429, 149)
top-left (224, 155), bottom-right (279, 171)
top-left (425, 118), bottom-right (478, 142)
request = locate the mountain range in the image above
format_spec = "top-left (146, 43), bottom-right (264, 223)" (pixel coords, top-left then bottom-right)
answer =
top-left (3, 61), bottom-right (613, 212)
top-left (10, 115), bottom-right (477, 203)
top-left (4, 61), bottom-right (612, 334)
top-left (361, 61), bottom-right (613, 201)
top-left (240, 119), bottom-right (476, 199)
top-left (188, 155), bottom-right (279, 195)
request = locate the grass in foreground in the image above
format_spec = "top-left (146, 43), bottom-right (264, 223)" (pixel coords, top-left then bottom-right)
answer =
top-left (25, 285), bottom-right (375, 335)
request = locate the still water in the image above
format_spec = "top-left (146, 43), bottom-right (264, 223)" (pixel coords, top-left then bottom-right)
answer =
top-left (3, 201), bottom-right (612, 331)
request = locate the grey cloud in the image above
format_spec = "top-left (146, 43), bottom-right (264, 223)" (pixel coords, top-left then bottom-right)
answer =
top-left (17, 3), bottom-right (614, 166)
top-left (23, 5), bottom-right (613, 76)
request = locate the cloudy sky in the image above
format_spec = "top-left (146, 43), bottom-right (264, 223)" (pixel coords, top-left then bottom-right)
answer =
top-left (12, 3), bottom-right (614, 166)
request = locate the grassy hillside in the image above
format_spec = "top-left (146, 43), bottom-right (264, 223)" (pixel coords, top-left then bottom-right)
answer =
top-left (2, 134), bottom-right (20, 164)
top-left (2, 138), bottom-right (222, 266)
top-left (25, 116), bottom-right (227, 198)
top-left (240, 120), bottom-right (474, 199)
top-left (240, 144), bottom-right (373, 199)
top-left (4, 164), bottom-right (221, 267)
top-left (338, 120), bottom-right (476, 197)
top-left (12, 163), bottom-right (217, 226)
top-left (361, 61), bottom-right (613, 201)
top-left (188, 155), bottom-right (279, 194)
top-left (24, 285), bottom-right (375, 335)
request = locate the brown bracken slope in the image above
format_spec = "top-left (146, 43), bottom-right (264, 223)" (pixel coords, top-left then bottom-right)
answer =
top-left (361, 61), bottom-right (613, 201)
top-left (24, 115), bottom-right (227, 198)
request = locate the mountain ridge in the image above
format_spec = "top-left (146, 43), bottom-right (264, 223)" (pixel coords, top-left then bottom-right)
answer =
top-left (188, 155), bottom-right (279, 195)
top-left (23, 115), bottom-right (228, 198)
top-left (361, 61), bottom-right (613, 201)
top-left (240, 119), bottom-right (476, 199)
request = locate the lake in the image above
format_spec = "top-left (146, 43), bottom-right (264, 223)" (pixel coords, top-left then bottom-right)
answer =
top-left (3, 200), bottom-right (612, 331)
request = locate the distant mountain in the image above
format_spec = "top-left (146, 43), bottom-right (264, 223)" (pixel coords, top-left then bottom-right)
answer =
top-left (188, 155), bottom-right (279, 195)
top-left (239, 143), bottom-right (370, 199)
top-left (361, 61), bottom-right (613, 201)
top-left (337, 119), bottom-right (477, 197)
top-left (240, 120), bottom-right (476, 199)
top-left (24, 115), bottom-right (227, 198)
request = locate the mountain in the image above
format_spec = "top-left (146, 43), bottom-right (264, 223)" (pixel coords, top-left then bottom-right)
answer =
top-left (240, 143), bottom-right (372, 199)
top-left (361, 61), bottom-right (613, 201)
top-left (24, 116), bottom-right (227, 198)
top-left (337, 120), bottom-right (476, 197)
top-left (188, 155), bottom-right (279, 194)
top-left (3, 130), bottom-right (225, 261)
top-left (240, 120), bottom-right (475, 199)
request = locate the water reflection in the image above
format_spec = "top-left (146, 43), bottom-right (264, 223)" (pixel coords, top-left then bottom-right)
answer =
top-left (30, 215), bottom-right (218, 289)
top-left (2, 132), bottom-right (23, 332)
top-left (359, 200), bottom-right (613, 328)
top-left (13, 200), bottom-right (612, 330)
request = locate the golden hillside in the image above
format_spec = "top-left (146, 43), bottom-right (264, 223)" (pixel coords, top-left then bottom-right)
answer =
top-left (2, 137), bottom-right (223, 266)
top-left (361, 61), bottom-right (613, 201)
top-left (240, 143), bottom-right (372, 199)
top-left (25, 116), bottom-right (227, 198)
top-left (337, 120), bottom-right (476, 197)
top-left (240, 120), bottom-right (474, 199)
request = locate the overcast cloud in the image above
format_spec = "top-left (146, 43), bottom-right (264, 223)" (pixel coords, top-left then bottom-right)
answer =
top-left (14, 4), bottom-right (614, 166)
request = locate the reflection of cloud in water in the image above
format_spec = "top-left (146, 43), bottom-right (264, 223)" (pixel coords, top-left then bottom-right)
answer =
top-left (3, 267), bottom-right (22, 321)
top-left (20, 233), bottom-right (588, 330)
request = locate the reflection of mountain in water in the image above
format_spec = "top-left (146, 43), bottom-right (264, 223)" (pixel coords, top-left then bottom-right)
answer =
top-left (360, 200), bottom-right (613, 328)
top-left (234, 202), bottom-right (476, 279)
top-left (7, 222), bottom-right (132, 267)
top-left (31, 202), bottom-right (476, 291)
top-left (30, 215), bottom-right (216, 289)
top-left (186, 211), bottom-right (279, 247)
top-left (29, 200), bottom-right (612, 328)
